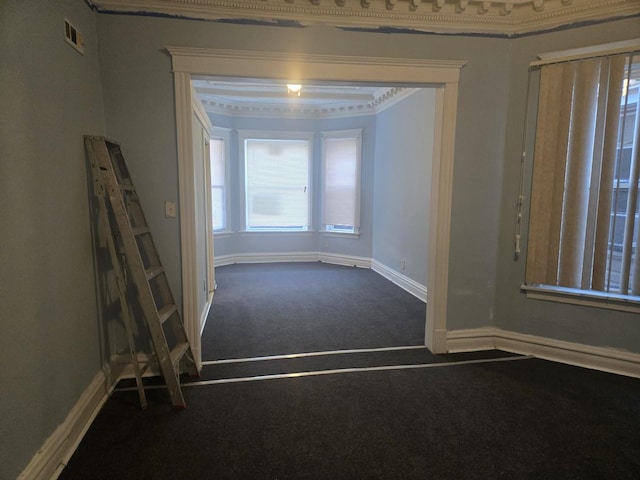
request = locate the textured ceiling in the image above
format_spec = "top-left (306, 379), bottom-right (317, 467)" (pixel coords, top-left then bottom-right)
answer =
top-left (89, 0), bottom-right (639, 36)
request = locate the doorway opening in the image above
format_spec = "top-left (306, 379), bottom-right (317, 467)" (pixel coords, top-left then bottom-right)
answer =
top-left (192, 77), bottom-right (435, 361)
top-left (168, 47), bottom-right (463, 369)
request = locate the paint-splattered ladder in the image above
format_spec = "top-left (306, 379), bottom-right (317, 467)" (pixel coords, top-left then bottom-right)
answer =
top-left (85, 135), bottom-right (197, 409)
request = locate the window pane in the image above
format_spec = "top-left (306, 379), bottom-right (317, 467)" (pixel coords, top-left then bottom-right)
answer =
top-left (210, 138), bottom-right (226, 231)
top-left (245, 139), bottom-right (310, 230)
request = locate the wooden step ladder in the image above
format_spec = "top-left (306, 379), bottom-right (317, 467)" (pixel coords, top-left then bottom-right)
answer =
top-left (85, 135), bottom-right (198, 409)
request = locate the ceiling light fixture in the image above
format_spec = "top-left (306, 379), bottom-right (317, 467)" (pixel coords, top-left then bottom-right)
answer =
top-left (287, 84), bottom-right (302, 96)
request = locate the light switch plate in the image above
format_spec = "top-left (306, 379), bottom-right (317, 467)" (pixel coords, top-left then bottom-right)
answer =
top-left (165, 201), bottom-right (176, 218)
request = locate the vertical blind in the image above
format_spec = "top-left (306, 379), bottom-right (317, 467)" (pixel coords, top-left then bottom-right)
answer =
top-left (244, 139), bottom-right (310, 230)
top-left (322, 136), bottom-right (360, 231)
top-left (210, 138), bottom-right (226, 231)
top-left (526, 52), bottom-right (640, 296)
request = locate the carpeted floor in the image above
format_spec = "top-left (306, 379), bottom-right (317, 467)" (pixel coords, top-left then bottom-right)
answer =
top-left (58, 262), bottom-right (640, 479)
top-left (200, 262), bottom-right (427, 360)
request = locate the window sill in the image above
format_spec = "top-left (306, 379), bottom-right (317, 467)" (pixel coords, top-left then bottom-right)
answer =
top-left (320, 231), bottom-right (360, 238)
top-left (213, 230), bottom-right (233, 239)
top-left (239, 230), bottom-right (314, 235)
top-left (521, 284), bottom-right (640, 314)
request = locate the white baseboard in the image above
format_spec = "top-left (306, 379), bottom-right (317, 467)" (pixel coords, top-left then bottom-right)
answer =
top-left (371, 259), bottom-right (427, 302)
top-left (214, 253), bottom-right (425, 301)
top-left (18, 370), bottom-right (110, 480)
top-left (447, 327), bottom-right (640, 378)
top-left (317, 252), bottom-right (371, 268)
top-left (215, 252), bottom-right (320, 266)
top-left (215, 252), bottom-right (371, 269)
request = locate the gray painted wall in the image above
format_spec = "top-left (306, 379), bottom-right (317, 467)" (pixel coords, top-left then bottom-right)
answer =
top-left (4, 3), bottom-right (640, 477)
top-left (494, 18), bottom-right (640, 352)
top-left (95, 15), bottom-right (511, 335)
top-left (372, 89), bottom-right (435, 286)
top-left (0, 1), bottom-right (106, 478)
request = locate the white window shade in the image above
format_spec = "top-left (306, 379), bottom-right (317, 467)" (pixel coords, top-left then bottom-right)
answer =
top-left (245, 138), bottom-right (310, 231)
top-left (209, 138), bottom-right (226, 231)
top-left (321, 132), bottom-right (361, 234)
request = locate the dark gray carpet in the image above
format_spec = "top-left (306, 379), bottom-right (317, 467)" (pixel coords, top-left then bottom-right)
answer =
top-left (58, 263), bottom-right (640, 479)
top-left (61, 358), bottom-right (640, 479)
top-left (201, 262), bottom-right (427, 360)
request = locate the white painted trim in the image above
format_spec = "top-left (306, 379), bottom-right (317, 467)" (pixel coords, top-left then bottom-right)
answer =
top-left (522, 284), bottom-right (640, 314)
top-left (425, 84), bottom-right (458, 354)
top-left (446, 327), bottom-right (499, 352)
top-left (92, 0), bottom-right (640, 37)
top-left (317, 252), bottom-right (370, 268)
top-left (18, 371), bottom-right (110, 480)
top-left (198, 87), bottom-right (422, 120)
top-left (532, 38), bottom-right (640, 67)
top-left (168, 48), bottom-right (463, 363)
top-left (167, 48), bottom-right (465, 83)
top-left (214, 251), bottom-right (370, 268)
top-left (447, 327), bottom-right (640, 378)
top-left (174, 71), bottom-right (202, 372)
top-left (371, 259), bottom-right (427, 303)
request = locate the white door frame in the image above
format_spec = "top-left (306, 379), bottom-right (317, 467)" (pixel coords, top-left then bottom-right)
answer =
top-left (168, 47), bottom-right (463, 358)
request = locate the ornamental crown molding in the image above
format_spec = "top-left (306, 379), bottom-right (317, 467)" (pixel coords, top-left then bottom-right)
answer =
top-left (195, 85), bottom-right (421, 119)
top-left (89, 0), bottom-right (639, 36)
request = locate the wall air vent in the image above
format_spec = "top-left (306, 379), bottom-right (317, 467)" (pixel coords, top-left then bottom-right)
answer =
top-left (64, 18), bottom-right (84, 55)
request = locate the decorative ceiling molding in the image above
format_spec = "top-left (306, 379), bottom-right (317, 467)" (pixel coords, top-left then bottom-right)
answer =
top-left (192, 81), bottom-right (422, 119)
top-left (89, 0), bottom-right (639, 36)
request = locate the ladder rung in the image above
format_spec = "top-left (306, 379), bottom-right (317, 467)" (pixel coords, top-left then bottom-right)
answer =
top-left (131, 226), bottom-right (150, 236)
top-left (139, 357), bottom-right (154, 376)
top-left (170, 342), bottom-right (190, 368)
top-left (145, 265), bottom-right (164, 280)
top-left (158, 304), bottom-right (177, 324)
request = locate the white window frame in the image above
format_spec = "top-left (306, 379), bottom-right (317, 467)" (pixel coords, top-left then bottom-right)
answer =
top-left (238, 129), bottom-right (314, 233)
top-left (210, 126), bottom-right (231, 235)
top-left (320, 129), bottom-right (362, 237)
top-left (522, 40), bottom-right (640, 314)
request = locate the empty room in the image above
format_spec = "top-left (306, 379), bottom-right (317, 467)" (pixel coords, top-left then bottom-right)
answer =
top-left (2, 0), bottom-right (640, 479)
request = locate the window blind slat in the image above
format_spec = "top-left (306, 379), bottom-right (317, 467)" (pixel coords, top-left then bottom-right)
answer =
top-left (592, 56), bottom-right (625, 290)
top-left (620, 89), bottom-right (640, 294)
top-left (558, 59), bottom-right (600, 288)
top-left (527, 65), bottom-right (560, 284)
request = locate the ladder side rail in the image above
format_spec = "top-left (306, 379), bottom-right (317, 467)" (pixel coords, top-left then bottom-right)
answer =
top-left (85, 137), bottom-right (148, 409)
top-left (92, 139), bottom-right (187, 407)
